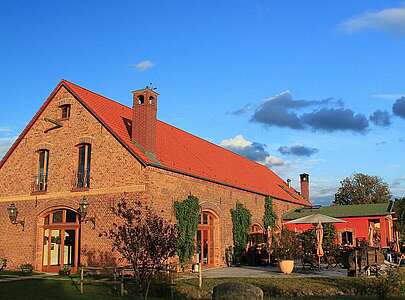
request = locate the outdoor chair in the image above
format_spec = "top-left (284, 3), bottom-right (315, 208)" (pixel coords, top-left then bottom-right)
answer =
top-left (301, 254), bottom-right (317, 271)
top-left (325, 254), bottom-right (338, 269)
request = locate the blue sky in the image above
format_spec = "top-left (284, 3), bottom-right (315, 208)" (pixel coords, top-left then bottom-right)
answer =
top-left (1, 0), bottom-right (405, 204)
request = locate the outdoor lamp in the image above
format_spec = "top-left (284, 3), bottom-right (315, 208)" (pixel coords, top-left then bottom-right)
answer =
top-left (78, 196), bottom-right (96, 229)
top-left (78, 196), bottom-right (89, 220)
top-left (7, 203), bottom-right (25, 231)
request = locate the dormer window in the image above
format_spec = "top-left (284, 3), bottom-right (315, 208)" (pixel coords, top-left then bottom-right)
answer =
top-left (60, 104), bottom-right (71, 120)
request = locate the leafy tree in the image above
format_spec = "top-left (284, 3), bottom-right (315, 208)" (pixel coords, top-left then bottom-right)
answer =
top-left (231, 202), bottom-right (252, 256)
top-left (263, 196), bottom-right (277, 230)
top-left (394, 197), bottom-right (405, 241)
top-left (101, 198), bottom-right (177, 300)
top-left (334, 173), bottom-right (391, 205)
top-left (174, 195), bottom-right (200, 266)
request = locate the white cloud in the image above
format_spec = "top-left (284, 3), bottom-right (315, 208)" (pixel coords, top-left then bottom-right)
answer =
top-left (263, 155), bottom-right (285, 166)
top-left (0, 128), bottom-right (12, 133)
top-left (340, 7), bottom-right (405, 35)
top-left (0, 136), bottom-right (16, 159)
top-left (134, 60), bottom-right (154, 72)
top-left (220, 134), bottom-right (285, 167)
top-left (372, 94), bottom-right (405, 100)
top-left (220, 134), bottom-right (252, 148)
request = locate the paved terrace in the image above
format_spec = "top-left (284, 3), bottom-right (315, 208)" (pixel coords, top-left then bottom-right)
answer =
top-left (187, 265), bottom-right (347, 279)
top-left (0, 265), bottom-right (348, 283)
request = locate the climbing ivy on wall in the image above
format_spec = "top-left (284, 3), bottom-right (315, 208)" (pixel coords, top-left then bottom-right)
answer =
top-left (231, 202), bottom-right (252, 256)
top-left (263, 196), bottom-right (277, 230)
top-left (174, 195), bottom-right (200, 266)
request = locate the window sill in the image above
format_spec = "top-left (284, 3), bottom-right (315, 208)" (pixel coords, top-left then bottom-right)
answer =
top-left (31, 191), bottom-right (48, 195)
top-left (71, 187), bottom-right (90, 192)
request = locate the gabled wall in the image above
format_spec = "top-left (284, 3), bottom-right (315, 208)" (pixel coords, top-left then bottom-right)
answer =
top-left (0, 86), bottom-right (146, 269)
top-left (0, 86), bottom-right (145, 197)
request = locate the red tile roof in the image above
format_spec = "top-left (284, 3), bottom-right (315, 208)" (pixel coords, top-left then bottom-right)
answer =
top-left (1, 80), bottom-right (309, 205)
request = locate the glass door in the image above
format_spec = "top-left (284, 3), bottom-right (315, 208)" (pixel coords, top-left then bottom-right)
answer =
top-left (41, 209), bottom-right (80, 273)
top-left (63, 230), bottom-right (76, 266)
top-left (50, 229), bottom-right (61, 267)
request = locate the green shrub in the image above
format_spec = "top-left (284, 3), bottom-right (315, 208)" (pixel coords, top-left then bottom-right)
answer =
top-left (375, 269), bottom-right (404, 299)
top-left (263, 196), bottom-right (276, 230)
top-left (231, 203), bottom-right (252, 257)
top-left (273, 229), bottom-right (301, 260)
top-left (20, 263), bottom-right (33, 275)
top-left (174, 195), bottom-right (200, 266)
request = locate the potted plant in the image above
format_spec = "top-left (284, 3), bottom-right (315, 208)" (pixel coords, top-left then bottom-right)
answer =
top-left (0, 258), bottom-right (7, 271)
top-left (59, 265), bottom-right (72, 276)
top-left (20, 263), bottom-right (33, 275)
top-left (273, 229), bottom-right (300, 274)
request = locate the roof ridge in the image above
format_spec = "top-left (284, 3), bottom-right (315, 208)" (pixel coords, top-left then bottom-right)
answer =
top-left (62, 81), bottom-right (289, 184)
top-left (158, 119), bottom-right (285, 181)
top-left (62, 79), bottom-right (132, 110)
top-left (330, 202), bottom-right (389, 208)
top-left (62, 80), bottom-right (305, 204)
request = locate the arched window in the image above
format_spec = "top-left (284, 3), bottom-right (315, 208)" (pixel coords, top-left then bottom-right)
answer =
top-left (42, 209), bottom-right (79, 273)
top-left (251, 224), bottom-right (263, 234)
top-left (249, 224), bottom-right (264, 246)
top-left (138, 95), bottom-right (145, 105)
top-left (149, 96), bottom-right (154, 104)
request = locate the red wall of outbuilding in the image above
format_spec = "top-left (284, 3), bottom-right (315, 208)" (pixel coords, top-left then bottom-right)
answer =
top-left (284, 215), bottom-right (392, 248)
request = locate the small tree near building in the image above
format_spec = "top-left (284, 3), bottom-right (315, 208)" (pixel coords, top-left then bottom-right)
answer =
top-left (101, 198), bottom-right (177, 300)
top-left (174, 195), bottom-right (200, 268)
top-left (263, 196), bottom-right (277, 230)
top-left (231, 202), bottom-right (252, 257)
top-left (394, 197), bottom-right (405, 242)
top-left (334, 173), bottom-right (391, 205)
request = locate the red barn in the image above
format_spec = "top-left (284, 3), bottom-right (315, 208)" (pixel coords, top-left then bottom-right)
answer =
top-left (283, 202), bottom-right (397, 248)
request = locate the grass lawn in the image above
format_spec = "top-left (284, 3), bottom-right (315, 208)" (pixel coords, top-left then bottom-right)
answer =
top-left (0, 279), bottom-right (134, 300)
top-left (0, 270), bottom-right (41, 276)
top-left (176, 277), bottom-right (404, 300)
top-left (0, 276), bottom-right (403, 300)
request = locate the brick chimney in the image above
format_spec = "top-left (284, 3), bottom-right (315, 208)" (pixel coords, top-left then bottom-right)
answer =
top-left (300, 173), bottom-right (309, 201)
top-left (131, 86), bottom-right (159, 154)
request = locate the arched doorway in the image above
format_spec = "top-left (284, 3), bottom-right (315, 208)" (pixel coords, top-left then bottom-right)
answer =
top-left (249, 223), bottom-right (264, 246)
top-left (197, 211), bottom-right (217, 266)
top-left (41, 209), bottom-right (80, 272)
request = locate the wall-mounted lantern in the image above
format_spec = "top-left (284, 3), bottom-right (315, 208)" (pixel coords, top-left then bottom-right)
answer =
top-left (7, 203), bottom-right (25, 231)
top-left (78, 196), bottom-right (96, 229)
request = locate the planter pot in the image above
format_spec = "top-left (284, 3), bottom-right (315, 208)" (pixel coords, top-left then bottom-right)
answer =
top-left (234, 256), bottom-right (241, 267)
top-left (192, 263), bottom-right (199, 273)
top-left (21, 268), bottom-right (33, 275)
top-left (278, 260), bottom-right (294, 274)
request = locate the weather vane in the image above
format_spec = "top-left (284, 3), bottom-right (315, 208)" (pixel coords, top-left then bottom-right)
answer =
top-left (146, 82), bottom-right (157, 90)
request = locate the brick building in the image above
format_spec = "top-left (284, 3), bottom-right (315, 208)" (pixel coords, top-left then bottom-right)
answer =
top-left (0, 80), bottom-right (309, 272)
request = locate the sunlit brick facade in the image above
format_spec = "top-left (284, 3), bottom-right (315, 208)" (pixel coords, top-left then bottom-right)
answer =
top-left (0, 80), bottom-right (308, 272)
